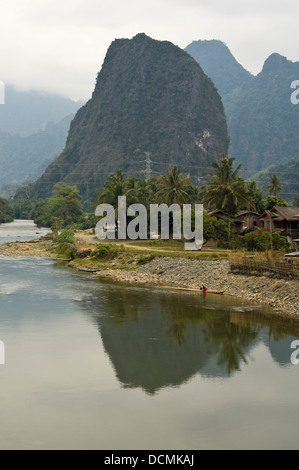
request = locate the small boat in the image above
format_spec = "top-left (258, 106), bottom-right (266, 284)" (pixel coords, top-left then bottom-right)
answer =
top-left (78, 268), bottom-right (100, 273)
top-left (160, 286), bottom-right (224, 295)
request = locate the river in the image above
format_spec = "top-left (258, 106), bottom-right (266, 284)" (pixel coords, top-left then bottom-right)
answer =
top-left (0, 220), bottom-right (298, 450)
top-left (0, 219), bottom-right (50, 245)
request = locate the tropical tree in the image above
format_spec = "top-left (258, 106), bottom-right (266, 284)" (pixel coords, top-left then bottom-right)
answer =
top-left (200, 155), bottom-right (255, 216)
top-left (268, 174), bottom-right (282, 197)
top-left (245, 181), bottom-right (266, 214)
top-left (156, 166), bottom-right (197, 206)
top-left (98, 170), bottom-right (130, 206)
top-left (293, 194), bottom-right (299, 206)
top-left (0, 198), bottom-right (13, 223)
top-left (265, 196), bottom-right (288, 210)
top-left (203, 212), bottom-right (229, 243)
top-left (126, 178), bottom-right (150, 207)
top-left (34, 185), bottom-right (84, 228)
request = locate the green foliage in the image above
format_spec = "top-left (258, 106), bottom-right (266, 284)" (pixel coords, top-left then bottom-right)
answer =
top-left (244, 181), bottom-right (266, 213)
top-left (136, 255), bottom-right (155, 265)
top-left (73, 214), bottom-right (97, 230)
top-left (56, 243), bottom-right (75, 260)
top-left (0, 198), bottom-right (13, 223)
top-left (155, 166), bottom-right (197, 206)
top-left (203, 212), bottom-right (229, 241)
top-left (58, 229), bottom-right (76, 245)
top-left (11, 198), bottom-right (36, 220)
top-left (243, 231), bottom-right (287, 251)
top-left (200, 155), bottom-right (255, 216)
top-left (99, 170), bottom-right (130, 207)
top-left (91, 244), bottom-right (124, 261)
top-left (268, 174), bottom-right (282, 197)
top-left (265, 196), bottom-right (288, 210)
top-left (293, 194), bottom-right (299, 206)
top-left (218, 235), bottom-right (243, 250)
top-left (34, 185), bottom-right (84, 228)
top-left (255, 157), bottom-right (299, 204)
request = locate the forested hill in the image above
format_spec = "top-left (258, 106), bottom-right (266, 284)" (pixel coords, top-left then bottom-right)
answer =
top-left (186, 41), bottom-right (299, 175)
top-left (254, 156), bottom-right (299, 203)
top-left (224, 53), bottom-right (299, 173)
top-left (0, 114), bottom-right (75, 197)
top-left (185, 40), bottom-right (253, 97)
top-left (27, 33), bottom-right (229, 206)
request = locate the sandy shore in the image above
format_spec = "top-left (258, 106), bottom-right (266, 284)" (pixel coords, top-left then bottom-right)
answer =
top-left (1, 238), bottom-right (298, 318)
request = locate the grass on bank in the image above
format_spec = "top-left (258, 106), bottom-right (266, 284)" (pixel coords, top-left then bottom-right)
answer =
top-left (57, 239), bottom-right (233, 274)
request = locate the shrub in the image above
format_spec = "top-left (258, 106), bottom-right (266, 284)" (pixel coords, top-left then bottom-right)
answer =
top-left (136, 255), bottom-right (155, 265)
top-left (91, 244), bottom-right (122, 260)
top-left (218, 241), bottom-right (233, 250)
top-left (59, 229), bottom-right (76, 245)
top-left (243, 231), bottom-right (287, 252)
top-left (56, 243), bottom-right (75, 260)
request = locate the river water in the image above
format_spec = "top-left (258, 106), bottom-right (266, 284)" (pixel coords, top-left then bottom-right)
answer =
top-left (0, 221), bottom-right (298, 450)
top-left (0, 219), bottom-right (50, 245)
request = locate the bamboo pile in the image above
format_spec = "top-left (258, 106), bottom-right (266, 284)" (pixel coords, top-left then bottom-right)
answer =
top-left (229, 253), bottom-right (299, 278)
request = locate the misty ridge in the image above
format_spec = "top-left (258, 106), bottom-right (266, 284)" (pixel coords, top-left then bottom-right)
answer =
top-left (0, 85), bottom-right (83, 197)
top-left (0, 34), bottom-right (299, 203)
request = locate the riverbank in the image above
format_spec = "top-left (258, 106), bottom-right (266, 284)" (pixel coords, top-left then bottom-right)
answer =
top-left (74, 257), bottom-right (299, 318)
top-left (0, 239), bottom-right (57, 258)
top-left (1, 237), bottom-right (298, 318)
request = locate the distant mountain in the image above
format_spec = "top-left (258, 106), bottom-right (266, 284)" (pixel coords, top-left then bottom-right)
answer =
top-left (254, 156), bottom-right (299, 202)
top-left (225, 53), bottom-right (299, 173)
top-left (186, 41), bottom-right (299, 175)
top-left (28, 34), bottom-right (229, 206)
top-left (185, 40), bottom-right (253, 97)
top-left (0, 85), bottom-right (82, 137)
top-left (0, 114), bottom-right (75, 197)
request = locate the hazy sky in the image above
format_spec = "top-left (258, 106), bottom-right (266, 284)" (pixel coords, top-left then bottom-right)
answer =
top-left (1, 0), bottom-right (298, 101)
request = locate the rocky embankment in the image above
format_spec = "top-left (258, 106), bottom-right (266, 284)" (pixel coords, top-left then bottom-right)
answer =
top-left (1, 239), bottom-right (298, 318)
top-left (95, 257), bottom-right (299, 318)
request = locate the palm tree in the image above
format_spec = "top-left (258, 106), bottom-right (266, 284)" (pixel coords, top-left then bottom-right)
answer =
top-left (156, 166), bottom-right (194, 206)
top-left (200, 155), bottom-right (255, 237)
top-left (98, 170), bottom-right (129, 206)
top-left (268, 174), bottom-right (282, 198)
top-left (200, 155), bottom-right (255, 215)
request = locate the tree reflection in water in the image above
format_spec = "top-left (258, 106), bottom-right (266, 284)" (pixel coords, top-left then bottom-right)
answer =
top-left (80, 281), bottom-right (299, 394)
top-left (160, 295), bottom-right (260, 374)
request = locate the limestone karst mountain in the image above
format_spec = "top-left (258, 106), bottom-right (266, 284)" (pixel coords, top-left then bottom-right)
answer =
top-left (28, 34), bottom-right (229, 205)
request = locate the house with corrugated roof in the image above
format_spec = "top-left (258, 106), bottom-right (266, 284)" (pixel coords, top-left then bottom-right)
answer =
top-left (206, 210), bottom-right (243, 234)
top-left (236, 210), bottom-right (261, 231)
top-left (259, 206), bottom-right (299, 243)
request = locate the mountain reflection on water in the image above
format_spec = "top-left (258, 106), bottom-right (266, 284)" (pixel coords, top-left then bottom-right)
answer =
top-left (79, 280), bottom-right (299, 395)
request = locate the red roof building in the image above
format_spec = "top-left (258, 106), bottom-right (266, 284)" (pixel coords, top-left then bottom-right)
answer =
top-left (259, 206), bottom-right (299, 242)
